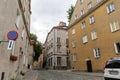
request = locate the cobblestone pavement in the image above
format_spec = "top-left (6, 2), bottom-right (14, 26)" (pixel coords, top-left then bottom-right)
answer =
top-left (21, 70), bottom-right (38, 80)
top-left (37, 70), bottom-right (104, 80)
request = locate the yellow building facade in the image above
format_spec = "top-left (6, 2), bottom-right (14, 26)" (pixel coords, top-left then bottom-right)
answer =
top-left (68, 0), bottom-right (120, 71)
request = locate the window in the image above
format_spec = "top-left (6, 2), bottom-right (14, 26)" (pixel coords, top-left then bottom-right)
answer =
top-left (15, 9), bottom-right (20, 28)
top-left (57, 30), bottom-right (61, 35)
top-left (74, 15), bottom-right (78, 20)
top-left (81, 21), bottom-right (86, 29)
top-left (72, 54), bottom-right (77, 61)
top-left (91, 31), bottom-right (97, 40)
top-left (80, 9), bottom-right (84, 15)
top-left (66, 32), bottom-right (68, 36)
top-left (72, 28), bottom-right (75, 34)
top-left (89, 15), bottom-right (95, 24)
top-left (82, 35), bottom-right (88, 43)
top-left (72, 40), bottom-right (76, 48)
top-left (110, 20), bottom-right (120, 32)
top-left (57, 46), bottom-right (61, 53)
top-left (88, 2), bottom-right (92, 10)
top-left (57, 37), bottom-right (60, 43)
top-left (22, 28), bottom-right (25, 39)
top-left (96, 0), bottom-right (101, 3)
top-left (114, 42), bottom-right (120, 54)
top-left (93, 48), bottom-right (100, 58)
top-left (66, 39), bottom-right (69, 45)
top-left (80, 0), bottom-right (83, 4)
top-left (57, 57), bottom-right (61, 65)
top-left (106, 3), bottom-right (115, 13)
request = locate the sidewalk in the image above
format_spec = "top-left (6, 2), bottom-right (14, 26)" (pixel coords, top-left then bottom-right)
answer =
top-left (23, 70), bottom-right (38, 80)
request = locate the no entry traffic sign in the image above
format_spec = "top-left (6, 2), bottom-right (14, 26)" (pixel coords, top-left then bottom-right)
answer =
top-left (7, 31), bottom-right (18, 40)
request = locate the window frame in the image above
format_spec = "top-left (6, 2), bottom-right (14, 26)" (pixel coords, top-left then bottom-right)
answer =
top-left (74, 15), bottom-right (78, 20)
top-left (72, 28), bottom-right (75, 34)
top-left (81, 21), bottom-right (86, 29)
top-left (57, 46), bottom-right (61, 53)
top-left (96, 0), bottom-right (101, 3)
top-left (88, 2), bottom-right (92, 10)
top-left (80, 9), bottom-right (84, 16)
top-left (72, 40), bottom-right (76, 48)
top-left (82, 35), bottom-right (88, 43)
top-left (15, 9), bottom-right (20, 28)
top-left (57, 57), bottom-right (61, 65)
top-left (72, 54), bottom-right (77, 61)
top-left (106, 3), bottom-right (115, 14)
top-left (80, 0), bottom-right (83, 4)
top-left (89, 15), bottom-right (95, 24)
top-left (93, 48), bottom-right (100, 58)
top-left (114, 42), bottom-right (120, 54)
top-left (91, 30), bottom-right (97, 40)
top-left (110, 20), bottom-right (120, 32)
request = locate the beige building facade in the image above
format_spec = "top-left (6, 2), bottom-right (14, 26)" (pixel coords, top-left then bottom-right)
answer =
top-left (45, 22), bottom-right (68, 69)
top-left (68, 0), bottom-right (120, 71)
top-left (0, 0), bottom-right (32, 79)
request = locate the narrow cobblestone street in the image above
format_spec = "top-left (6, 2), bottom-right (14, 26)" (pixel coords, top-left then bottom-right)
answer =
top-left (37, 70), bottom-right (104, 80)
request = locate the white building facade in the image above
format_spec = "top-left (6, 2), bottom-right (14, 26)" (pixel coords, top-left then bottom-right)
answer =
top-left (45, 22), bottom-right (68, 69)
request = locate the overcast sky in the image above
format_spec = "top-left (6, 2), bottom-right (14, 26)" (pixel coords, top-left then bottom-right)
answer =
top-left (31, 0), bottom-right (77, 43)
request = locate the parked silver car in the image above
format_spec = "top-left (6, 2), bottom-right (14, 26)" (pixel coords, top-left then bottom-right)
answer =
top-left (104, 57), bottom-right (120, 80)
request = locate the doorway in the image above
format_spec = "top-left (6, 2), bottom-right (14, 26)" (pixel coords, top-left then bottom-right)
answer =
top-left (86, 60), bottom-right (92, 72)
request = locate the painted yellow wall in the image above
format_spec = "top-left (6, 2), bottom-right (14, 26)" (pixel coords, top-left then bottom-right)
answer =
top-left (68, 0), bottom-right (120, 71)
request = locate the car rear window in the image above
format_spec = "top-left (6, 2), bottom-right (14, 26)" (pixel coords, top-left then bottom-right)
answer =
top-left (105, 60), bottom-right (120, 68)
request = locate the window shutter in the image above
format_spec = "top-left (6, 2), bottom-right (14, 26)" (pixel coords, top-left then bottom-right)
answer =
top-left (110, 23), bottom-right (113, 32)
top-left (89, 18), bottom-right (91, 24)
top-left (114, 43), bottom-right (118, 53)
top-left (106, 6), bottom-right (109, 13)
top-left (93, 49), bottom-right (96, 58)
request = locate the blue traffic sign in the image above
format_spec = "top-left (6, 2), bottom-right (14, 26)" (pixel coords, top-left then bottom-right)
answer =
top-left (7, 31), bottom-right (18, 40)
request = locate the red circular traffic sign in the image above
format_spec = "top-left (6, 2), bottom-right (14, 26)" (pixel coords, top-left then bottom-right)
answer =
top-left (7, 31), bottom-right (18, 40)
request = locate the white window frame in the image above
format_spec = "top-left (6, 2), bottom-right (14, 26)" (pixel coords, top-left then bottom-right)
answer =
top-left (96, 0), bottom-right (101, 3)
top-left (57, 46), bottom-right (61, 53)
top-left (114, 42), bottom-right (120, 54)
top-left (81, 21), bottom-right (86, 29)
top-left (22, 28), bottom-right (25, 39)
top-left (106, 3), bottom-right (115, 14)
top-left (110, 20), bottom-right (120, 32)
top-left (80, 9), bottom-right (84, 16)
top-left (74, 15), bottom-right (78, 20)
top-left (72, 40), bottom-right (76, 48)
top-left (91, 31), bottom-right (97, 40)
top-left (15, 9), bottom-right (20, 28)
top-left (57, 30), bottom-right (61, 35)
top-left (89, 15), bottom-right (95, 24)
top-left (93, 48), bottom-right (100, 58)
top-left (72, 54), bottom-right (77, 61)
top-left (88, 2), bottom-right (92, 10)
top-left (57, 37), bottom-right (60, 43)
top-left (80, 0), bottom-right (83, 4)
top-left (72, 28), bottom-right (75, 34)
top-left (82, 35), bottom-right (88, 43)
